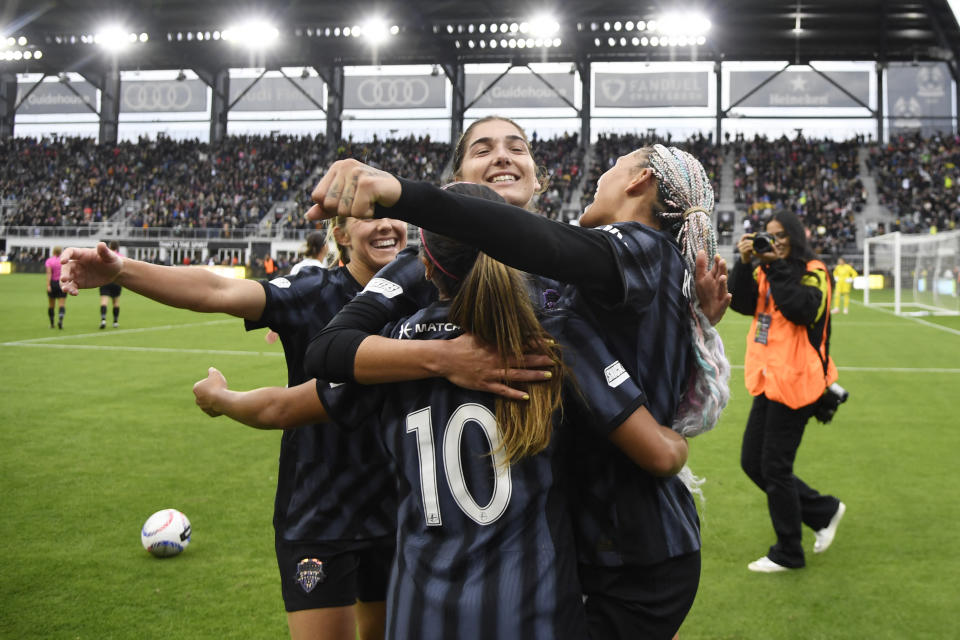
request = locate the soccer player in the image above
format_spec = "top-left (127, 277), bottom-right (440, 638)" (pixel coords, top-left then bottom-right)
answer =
top-left (832, 257), bottom-right (858, 314)
top-left (45, 246), bottom-right (67, 329)
top-left (192, 195), bottom-right (690, 639)
top-left (306, 143), bottom-right (731, 639)
top-left (59, 215), bottom-right (408, 640)
top-left (99, 241), bottom-right (123, 329)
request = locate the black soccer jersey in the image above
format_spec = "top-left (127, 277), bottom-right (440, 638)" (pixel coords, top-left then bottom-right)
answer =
top-left (245, 267), bottom-right (396, 542)
top-left (319, 303), bottom-right (644, 640)
top-left (369, 180), bottom-right (702, 567)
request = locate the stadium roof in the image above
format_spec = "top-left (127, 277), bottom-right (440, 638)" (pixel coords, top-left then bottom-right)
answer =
top-left (3, 1), bottom-right (960, 74)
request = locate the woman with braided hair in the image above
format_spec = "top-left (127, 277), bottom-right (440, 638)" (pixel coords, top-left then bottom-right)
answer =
top-left (305, 142), bottom-right (731, 639)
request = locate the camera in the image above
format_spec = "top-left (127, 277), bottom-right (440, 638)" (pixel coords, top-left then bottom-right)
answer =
top-left (752, 231), bottom-right (776, 254)
top-left (814, 382), bottom-right (849, 424)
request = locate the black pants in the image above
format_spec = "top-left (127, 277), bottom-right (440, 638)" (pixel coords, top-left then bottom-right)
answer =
top-left (741, 394), bottom-right (840, 567)
top-left (581, 551), bottom-right (701, 640)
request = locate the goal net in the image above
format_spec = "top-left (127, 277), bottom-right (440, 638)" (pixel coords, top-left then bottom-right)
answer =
top-left (863, 230), bottom-right (960, 316)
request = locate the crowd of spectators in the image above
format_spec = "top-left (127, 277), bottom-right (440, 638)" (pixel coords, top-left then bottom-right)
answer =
top-left (732, 135), bottom-right (865, 256)
top-left (581, 132), bottom-right (723, 213)
top-left (0, 134), bottom-right (323, 234)
top-left (530, 131), bottom-right (585, 221)
top-left (868, 131), bottom-right (960, 234)
top-left (279, 133), bottom-right (451, 231)
top-left (7, 130), bottom-right (960, 256)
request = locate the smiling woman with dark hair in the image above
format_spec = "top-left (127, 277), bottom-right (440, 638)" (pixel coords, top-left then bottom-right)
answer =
top-left (730, 209), bottom-right (847, 574)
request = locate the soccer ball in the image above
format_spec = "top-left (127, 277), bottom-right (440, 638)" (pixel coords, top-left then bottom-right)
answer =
top-left (141, 509), bottom-right (192, 557)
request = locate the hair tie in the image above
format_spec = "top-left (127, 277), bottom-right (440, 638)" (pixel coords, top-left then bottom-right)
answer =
top-left (419, 228), bottom-right (460, 281)
top-left (683, 206), bottom-right (710, 220)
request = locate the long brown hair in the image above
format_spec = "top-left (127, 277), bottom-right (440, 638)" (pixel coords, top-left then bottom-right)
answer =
top-left (423, 183), bottom-right (563, 464)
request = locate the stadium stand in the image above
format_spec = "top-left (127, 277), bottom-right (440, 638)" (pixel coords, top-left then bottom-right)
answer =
top-left (869, 132), bottom-right (960, 235)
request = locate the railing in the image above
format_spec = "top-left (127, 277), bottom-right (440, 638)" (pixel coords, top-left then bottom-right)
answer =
top-left (1, 225), bottom-right (309, 241)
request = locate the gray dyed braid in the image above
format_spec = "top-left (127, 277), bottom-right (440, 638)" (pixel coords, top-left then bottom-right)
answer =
top-left (644, 144), bottom-right (730, 439)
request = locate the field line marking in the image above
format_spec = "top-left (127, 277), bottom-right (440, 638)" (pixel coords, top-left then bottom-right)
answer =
top-left (856, 300), bottom-right (960, 337)
top-left (728, 364), bottom-right (960, 373)
top-left (4, 319), bottom-right (237, 345)
top-left (0, 342), bottom-right (283, 357)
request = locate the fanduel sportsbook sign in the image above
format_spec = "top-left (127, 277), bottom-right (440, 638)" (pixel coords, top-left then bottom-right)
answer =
top-left (465, 73), bottom-right (575, 108)
top-left (729, 70), bottom-right (870, 108)
top-left (343, 75), bottom-right (446, 110)
top-left (16, 81), bottom-right (98, 114)
top-left (595, 72), bottom-right (709, 108)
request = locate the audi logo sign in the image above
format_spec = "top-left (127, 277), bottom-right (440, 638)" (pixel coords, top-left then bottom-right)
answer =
top-left (121, 81), bottom-right (207, 113)
top-left (344, 75), bottom-right (446, 110)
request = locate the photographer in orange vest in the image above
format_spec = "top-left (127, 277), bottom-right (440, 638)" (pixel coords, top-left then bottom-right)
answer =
top-left (730, 210), bottom-right (846, 574)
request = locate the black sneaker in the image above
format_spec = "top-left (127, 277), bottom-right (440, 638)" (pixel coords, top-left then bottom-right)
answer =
top-left (100, 320), bottom-right (106, 329)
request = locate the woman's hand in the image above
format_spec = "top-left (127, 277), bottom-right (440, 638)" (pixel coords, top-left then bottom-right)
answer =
top-left (306, 159), bottom-right (402, 221)
top-left (438, 333), bottom-right (557, 401)
top-left (193, 367), bottom-right (228, 417)
top-left (736, 234), bottom-right (755, 264)
top-left (694, 250), bottom-right (731, 326)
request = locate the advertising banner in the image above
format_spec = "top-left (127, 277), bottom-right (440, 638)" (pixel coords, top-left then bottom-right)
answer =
top-left (344, 75), bottom-right (446, 110)
top-left (595, 71), bottom-right (709, 108)
top-left (729, 70), bottom-right (870, 108)
top-left (17, 81), bottom-right (97, 114)
top-left (888, 63), bottom-right (954, 136)
top-left (122, 80), bottom-right (207, 112)
top-left (465, 73), bottom-right (575, 108)
top-left (230, 77), bottom-right (325, 112)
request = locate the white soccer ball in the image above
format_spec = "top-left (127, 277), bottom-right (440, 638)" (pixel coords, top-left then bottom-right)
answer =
top-left (141, 508), bottom-right (192, 557)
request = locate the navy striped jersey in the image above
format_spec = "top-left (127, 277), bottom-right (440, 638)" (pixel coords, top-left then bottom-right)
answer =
top-left (358, 246), bottom-right (569, 324)
top-left (566, 222), bottom-right (700, 567)
top-left (319, 303), bottom-right (644, 640)
top-left (245, 267), bottom-right (396, 542)
top-left (368, 179), bottom-right (702, 569)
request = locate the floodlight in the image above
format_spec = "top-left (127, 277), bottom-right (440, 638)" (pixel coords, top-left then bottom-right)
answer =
top-left (94, 25), bottom-right (130, 51)
top-left (657, 12), bottom-right (711, 37)
top-left (528, 15), bottom-right (560, 38)
top-left (362, 18), bottom-right (390, 44)
top-left (18, 36), bottom-right (27, 46)
top-left (222, 19), bottom-right (279, 48)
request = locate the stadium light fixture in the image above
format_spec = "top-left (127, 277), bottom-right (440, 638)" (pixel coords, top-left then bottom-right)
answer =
top-left (221, 19), bottom-right (280, 49)
top-left (94, 25), bottom-right (131, 51)
top-left (656, 12), bottom-right (711, 37)
top-left (361, 18), bottom-right (390, 44)
top-left (528, 14), bottom-right (560, 39)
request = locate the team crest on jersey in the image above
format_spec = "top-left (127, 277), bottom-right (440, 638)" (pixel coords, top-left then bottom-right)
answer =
top-left (269, 277), bottom-right (292, 289)
top-left (295, 558), bottom-right (326, 593)
top-left (363, 277), bottom-right (403, 298)
top-left (604, 360), bottom-right (630, 388)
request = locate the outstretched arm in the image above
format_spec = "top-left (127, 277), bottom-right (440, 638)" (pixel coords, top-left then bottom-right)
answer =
top-left (608, 405), bottom-right (689, 477)
top-left (192, 367), bottom-right (328, 429)
top-left (60, 242), bottom-right (266, 320)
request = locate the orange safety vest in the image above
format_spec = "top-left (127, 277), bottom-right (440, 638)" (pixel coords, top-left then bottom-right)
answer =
top-left (744, 259), bottom-right (838, 409)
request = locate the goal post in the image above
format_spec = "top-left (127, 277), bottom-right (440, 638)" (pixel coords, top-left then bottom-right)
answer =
top-left (863, 230), bottom-right (960, 316)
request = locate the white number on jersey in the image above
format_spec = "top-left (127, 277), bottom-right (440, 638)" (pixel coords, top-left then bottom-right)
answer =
top-left (406, 403), bottom-right (512, 527)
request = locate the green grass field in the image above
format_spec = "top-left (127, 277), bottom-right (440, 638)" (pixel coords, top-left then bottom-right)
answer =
top-left (2, 272), bottom-right (958, 639)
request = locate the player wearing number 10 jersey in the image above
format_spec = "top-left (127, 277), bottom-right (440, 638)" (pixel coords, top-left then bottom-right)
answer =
top-left (319, 296), bottom-right (647, 640)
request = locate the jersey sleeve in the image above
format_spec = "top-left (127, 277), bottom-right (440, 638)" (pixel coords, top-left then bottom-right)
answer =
top-left (304, 250), bottom-right (435, 382)
top-left (552, 311), bottom-right (647, 437)
top-left (316, 379), bottom-right (384, 432)
top-left (243, 276), bottom-right (306, 333)
top-left (375, 178), bottom-right (623, 301)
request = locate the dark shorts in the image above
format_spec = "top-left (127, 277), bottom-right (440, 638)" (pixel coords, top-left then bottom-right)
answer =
top-left (48, 280), bottom-right (66, 299)
top-left (581, 551), bottom-right (701, 640)
top-left (275, 536), bottom-right (394, 612)
top-left (99, 283), bottom-right (122, 298)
